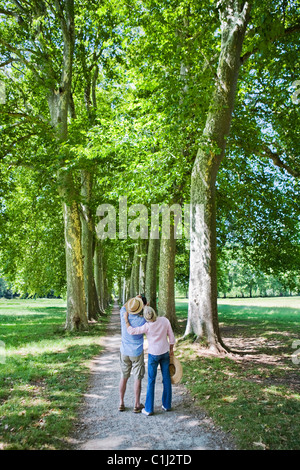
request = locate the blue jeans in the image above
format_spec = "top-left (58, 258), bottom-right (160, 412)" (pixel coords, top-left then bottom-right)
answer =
top-left (145, 352), bottom-right (172, 414)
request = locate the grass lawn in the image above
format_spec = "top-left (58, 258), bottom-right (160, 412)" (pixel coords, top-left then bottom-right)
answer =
top-left (0, 298), bottom-right (109, 450)
top-left (175, 296), bottom-right (300, 450)
top-left (0, 296), bottom-right (299, 451)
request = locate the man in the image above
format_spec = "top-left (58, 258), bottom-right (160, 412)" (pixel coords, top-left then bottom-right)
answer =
top-left (119, 295), bottom-right (147, 413)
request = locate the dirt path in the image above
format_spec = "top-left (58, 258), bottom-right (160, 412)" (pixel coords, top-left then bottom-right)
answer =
top-left (71, 303), bottom-right (236, 451)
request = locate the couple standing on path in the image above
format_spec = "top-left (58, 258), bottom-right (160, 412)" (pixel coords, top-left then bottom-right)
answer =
top-left (119, 295), bottom-right (175, 416)
top-left (73, 298), bottom-right (236, 450)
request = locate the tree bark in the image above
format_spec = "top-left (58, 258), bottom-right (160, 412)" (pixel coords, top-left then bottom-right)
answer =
top-left (130, 244), bottom-right (140, 298)
top-left (94, 239), bottom-right (105, 313)
top-left (81, 170), bottom-right (101, 320)
top-left (58, 173), bottom-right (88, 331)
top-left (122, 257), bottom-right (132, 303)
top-left (46, 0), bottom-right (88, 330)
top-left (185, 1), bottom-right (251, 352)
top-left (158, 221), bottom-right (178, 330)
top-left (145, 237), bottom-right (159, 311)
top-left (102, 249), bottom-right (110, 308)
top-left (139, 239), bottom-right (148, 295)
top-left (122, 276), bottom-right (130, 304)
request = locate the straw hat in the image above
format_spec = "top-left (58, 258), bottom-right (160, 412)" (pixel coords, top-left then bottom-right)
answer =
top-left (143, 306), bottom-right (157, 322)
top-left (169, 356), bottom-right (183, 384)
top-left (125, 296), bottom-right (144, 315)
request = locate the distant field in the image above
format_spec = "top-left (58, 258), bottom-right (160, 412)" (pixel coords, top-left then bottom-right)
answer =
top-left (217, 296), bottom-right (300, 309)
top-left (176, 296), bottom-right (300, 327)
top-left (176, 295), bottom-right (300, 308)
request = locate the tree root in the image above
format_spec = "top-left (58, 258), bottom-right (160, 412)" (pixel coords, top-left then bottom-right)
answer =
top-left (178, 332), bottom-right (248, 356)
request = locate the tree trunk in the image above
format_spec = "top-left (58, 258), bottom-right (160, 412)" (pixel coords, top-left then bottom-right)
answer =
top-left (118, 277), bottom-right (123, 304)
top-left (47, 0), bottom-right (88, 330)
top-left (145, 237), bottom-right (159, 311)
top-left (80, 170), bottom-right (101, 320)
top-left (124, 276), bottom-right (131, 303)
top-left (130, 244), bottom-right (140, 298)
top-left (185, 1), bottom-right (251, 352)
top-left (185, 168), bottom-right (220, 346)
top-left (58, 173), bottom-right (88, 331)
top-left (94, 239), bottom-right (105, 312)
top-left (158, 221), bottom-right (178, 330)
top-left (102, 247), bottom-right (110, 308)
top-left (123, 257), bottom-right (132, 303)
top-left (139, 239), bottom-right (148, 295)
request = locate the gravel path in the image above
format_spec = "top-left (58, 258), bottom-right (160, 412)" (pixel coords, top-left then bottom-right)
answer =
top-left (72, 303), bottom-right (236, 451)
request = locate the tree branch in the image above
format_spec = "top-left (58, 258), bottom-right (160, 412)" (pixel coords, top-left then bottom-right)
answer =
top-left (0, 8), bottom-right (18, 17)
top-left (241, 22), bottom-right (300, 64)
top-left (263, 146), bottom-right (300, 178)
top-left (0, 58), bottom-right (17, 67)
top-left (53, 0), bottom-right (69, 41)
top-left (0, 5), bottom-right (26, 23)
top-left (4, 111), bottom-right (49, 124)
top-left (0, 38), bottom-right (44, 84)
top-left (10, 0), bottom-right (29, 15)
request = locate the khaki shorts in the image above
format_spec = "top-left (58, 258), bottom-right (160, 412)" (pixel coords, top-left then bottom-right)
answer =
top-left (120, 351), bottom-right (145, 380)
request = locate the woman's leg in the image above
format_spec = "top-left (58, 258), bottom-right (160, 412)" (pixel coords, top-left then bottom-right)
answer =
top-left (145, 354), bottom-right (159, 414)
top-left (160, 352), bottom-right (172, 411)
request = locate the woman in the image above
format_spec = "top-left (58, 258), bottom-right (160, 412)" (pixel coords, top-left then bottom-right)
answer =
top-left (124, 306), bottom-right (175, 416)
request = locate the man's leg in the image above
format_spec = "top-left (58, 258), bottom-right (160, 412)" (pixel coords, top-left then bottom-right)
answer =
top-left (119, 376), bottom-right (128, 408)
top-left (119, 353), bottom-right (131, 409)
top-left (134, 378), bottom-right (142, 409)
top-left (132, 352), bottom-right (145, 410)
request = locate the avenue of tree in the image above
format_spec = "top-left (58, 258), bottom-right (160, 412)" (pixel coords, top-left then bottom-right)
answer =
top-left (0, 0), bottom-right (299, 353)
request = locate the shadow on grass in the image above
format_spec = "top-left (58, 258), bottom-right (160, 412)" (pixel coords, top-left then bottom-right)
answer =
top-left (182, 354), bottom-right (300, 450)
top-left (0, 300), bottom-right (112, 449)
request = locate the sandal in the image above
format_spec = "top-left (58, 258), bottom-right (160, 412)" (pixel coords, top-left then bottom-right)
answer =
top-left (133, 403), bottom-right (144, 413)
top-left (119, 404), bottom-right (125, 412)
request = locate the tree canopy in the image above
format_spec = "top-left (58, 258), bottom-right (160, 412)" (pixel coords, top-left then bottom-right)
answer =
top-left (0, 0), bottom-right (299, 344)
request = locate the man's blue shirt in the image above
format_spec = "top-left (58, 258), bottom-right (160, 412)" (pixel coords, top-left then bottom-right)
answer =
top-left (120, 306), bottom-right (146, 357)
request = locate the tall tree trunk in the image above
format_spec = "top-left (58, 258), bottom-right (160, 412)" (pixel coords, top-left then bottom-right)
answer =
top-left (139, 239), bottom-right (148, 295)
top-left (123, 276), bottom-right (130, 304)
top-left (81, 170), bottom-right (101, 320)
top-left (118, 277), bottom-right (122, 304)
top-left (145, 237), bottom-right (159, 311)
top-left (102, 246), bottom-right (110, 308)
top-left (185, 1), bottom-right (251, 351)
top-left (58, 173), bottom-right (88, 331)
top-left (47, 0), bottom-right (87, 330)
top-left (123, 257), bottom-right (132, 303)
top-left (158, 221), bottom-right (178, 330)
top-left (94, 239), bottom-right (105, 313)
top-left (130, 244), bottom-right (140, 298)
